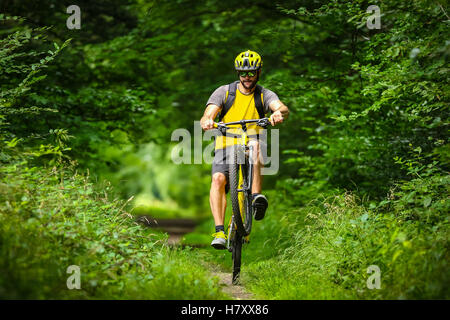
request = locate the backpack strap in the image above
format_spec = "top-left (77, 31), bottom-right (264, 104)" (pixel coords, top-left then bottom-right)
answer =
top-left (218, 81), bottom-right (265, 121)
top-left (254, 85), bottom-right (265, 119)
top-left (219, 81), bottom-right (238, 122)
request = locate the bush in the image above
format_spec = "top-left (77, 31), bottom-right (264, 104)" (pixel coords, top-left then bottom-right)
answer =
top-left (0, 147), bottom-right (227, 299)
top-left (242, 177), bottom-right (449, 299)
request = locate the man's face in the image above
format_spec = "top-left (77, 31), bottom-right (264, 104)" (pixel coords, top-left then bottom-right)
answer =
top-left (238, 70), bottom-right (259, 90)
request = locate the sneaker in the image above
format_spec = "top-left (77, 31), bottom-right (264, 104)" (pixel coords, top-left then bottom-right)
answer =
top-left (211, 231), bottom-right (227, 250)
top-left (252, 194), bottom-right (268, 221)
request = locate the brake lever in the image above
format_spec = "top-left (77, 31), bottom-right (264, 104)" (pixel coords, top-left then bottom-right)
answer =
top-left (215, 123), bottom-right (227, 135)
top-left (257, 118), bottom-right (270, 129)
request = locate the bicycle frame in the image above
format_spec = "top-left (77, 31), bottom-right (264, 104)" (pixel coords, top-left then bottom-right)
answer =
top-left (213, 117), bottom-right (271, 284)
top-left (214, 117), bottom-right (271, 240)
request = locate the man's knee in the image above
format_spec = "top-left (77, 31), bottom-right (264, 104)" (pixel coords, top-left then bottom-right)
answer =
top-left (211, 172), bottom-right (227, 189)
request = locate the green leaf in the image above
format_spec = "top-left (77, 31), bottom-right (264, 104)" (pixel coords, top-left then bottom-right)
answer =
top-left (423, 197), bottom-right (432, 208)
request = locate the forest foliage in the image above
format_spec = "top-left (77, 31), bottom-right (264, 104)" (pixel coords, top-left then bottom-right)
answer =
top-left (0, 0), bottom-right (448, 299)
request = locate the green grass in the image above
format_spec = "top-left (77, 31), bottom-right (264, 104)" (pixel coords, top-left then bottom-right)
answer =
top-left (0, 159), bottom-right (229, 299)
top-left (185, 183), bottom-right (449, 299)
top-left (1, 143), bottom-right (447, 299)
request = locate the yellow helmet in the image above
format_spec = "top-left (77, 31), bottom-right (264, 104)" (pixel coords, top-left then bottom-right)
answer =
top-left (234, 50), bottom-right (262, 71)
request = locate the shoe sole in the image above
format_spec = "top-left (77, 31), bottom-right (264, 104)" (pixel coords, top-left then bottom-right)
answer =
top-left (253, 197), bottom-right (268, 221)
top-left (211, 243), bottom-right (227, 250)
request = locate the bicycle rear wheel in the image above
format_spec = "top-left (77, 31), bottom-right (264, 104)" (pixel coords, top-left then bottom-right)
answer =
top-left (231, 233), bottom-right (243, 285)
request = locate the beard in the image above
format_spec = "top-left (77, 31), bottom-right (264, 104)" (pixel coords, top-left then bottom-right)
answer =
top-left (240, 78), bottom-right (257, 90)
top-left (239, 70), bottom-right (260, 91)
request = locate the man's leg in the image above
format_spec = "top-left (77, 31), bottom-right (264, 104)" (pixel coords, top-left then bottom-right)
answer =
top-left (210, 172), bottom-right (227, 227)
top-left (210, 148), bottom-right (230, 249)
top-left (249, 140), bottom-right (268, 220)
top-left (210, 171), bottom-right (228, 249)
top-left (250, 140), bottom-right (263, 194)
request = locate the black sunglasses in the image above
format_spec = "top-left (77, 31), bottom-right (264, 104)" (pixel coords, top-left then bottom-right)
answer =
top-left (238, 70), bottom-right (257, 77)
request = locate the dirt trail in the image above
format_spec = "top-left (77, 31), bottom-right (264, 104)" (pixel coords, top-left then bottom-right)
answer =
top-left (210, 269), bottom-right (254, 300)
top-left (137, 216), bottom-right (196, 245)
top-left (141, 216), bottom-right (254, 299)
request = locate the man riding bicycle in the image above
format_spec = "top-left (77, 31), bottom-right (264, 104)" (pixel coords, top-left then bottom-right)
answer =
top-left (200, 50), bottom-right (289, 249)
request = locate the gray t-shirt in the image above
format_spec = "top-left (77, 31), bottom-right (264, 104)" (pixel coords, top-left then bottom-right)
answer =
top-left (206, 82), bottom-right (279, 114)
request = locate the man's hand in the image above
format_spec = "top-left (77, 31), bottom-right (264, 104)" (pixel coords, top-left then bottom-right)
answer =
top-left (268, 100), bottom-right (289, 126)
top-left (201, 118), bottom-right (215, 131)
top-left (270, 110), bottom-right (284, 126)
top-left (200, 104), bottom-right (221, 131)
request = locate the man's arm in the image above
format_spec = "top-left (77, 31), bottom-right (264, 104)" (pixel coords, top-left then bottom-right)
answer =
top-left (268, 100), bottom-right (289, 126)
top-left (200, 104), bottom-right (221, 130)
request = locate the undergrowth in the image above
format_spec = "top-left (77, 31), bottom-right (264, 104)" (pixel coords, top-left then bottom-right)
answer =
top-left (0, 143), bottom-right (228, 299)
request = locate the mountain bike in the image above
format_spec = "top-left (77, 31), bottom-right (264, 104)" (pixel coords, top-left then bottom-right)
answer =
top-left (214, 117), bottom-right (271, 285)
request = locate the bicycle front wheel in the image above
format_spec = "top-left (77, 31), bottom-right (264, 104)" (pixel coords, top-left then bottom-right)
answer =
top-left (229, 146), bottom-right (252, 237)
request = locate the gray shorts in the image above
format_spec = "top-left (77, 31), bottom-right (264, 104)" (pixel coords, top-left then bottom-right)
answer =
top-left (211, 142), bottom-right (266, 194)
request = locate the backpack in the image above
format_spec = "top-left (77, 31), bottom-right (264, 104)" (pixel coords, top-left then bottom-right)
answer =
top-left (218, 81), bottom-right (265, 122)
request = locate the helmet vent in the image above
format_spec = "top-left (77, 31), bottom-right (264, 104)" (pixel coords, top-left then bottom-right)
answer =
top-left (234, 50), bottom-right (262, 71)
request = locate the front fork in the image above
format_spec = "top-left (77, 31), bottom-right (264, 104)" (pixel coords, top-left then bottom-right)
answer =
top-left (241, 145), bottom-right (254, 243)
top-left (227, 215), bottom-right (235, 252)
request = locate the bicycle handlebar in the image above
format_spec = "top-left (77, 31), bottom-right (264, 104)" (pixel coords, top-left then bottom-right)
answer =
top-left (213, 116), bottom-right (272, 130)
